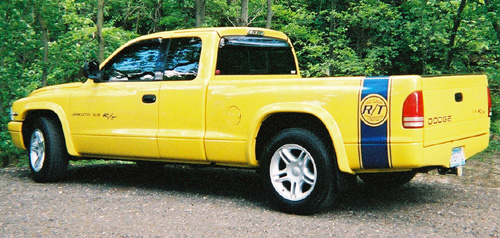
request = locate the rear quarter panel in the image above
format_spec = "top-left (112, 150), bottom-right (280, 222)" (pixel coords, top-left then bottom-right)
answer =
top-left (205, 75), bottom-right (364, 169)
top-left (205, 74), bottom-right (490, 172)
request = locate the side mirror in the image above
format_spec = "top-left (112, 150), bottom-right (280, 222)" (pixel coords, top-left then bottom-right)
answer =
top-left (83, 61), bottom-right (100, 80)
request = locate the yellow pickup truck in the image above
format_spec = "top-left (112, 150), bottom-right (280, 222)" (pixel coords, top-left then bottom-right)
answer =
top-left (8, 27), bottom-right (491, 214)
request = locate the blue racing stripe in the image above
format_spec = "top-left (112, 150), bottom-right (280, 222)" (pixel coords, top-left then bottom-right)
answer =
top-left (359, 76), bottom-right (391, 169)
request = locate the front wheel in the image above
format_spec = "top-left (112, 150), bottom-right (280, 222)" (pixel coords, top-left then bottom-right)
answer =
top-left (28, 117), bottom-right (69, 182)
top-left (259, 128), bottom-right (338, 215)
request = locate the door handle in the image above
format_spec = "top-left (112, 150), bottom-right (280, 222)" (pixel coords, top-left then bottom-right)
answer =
top-left (142, 94), bottom-right (156, 103)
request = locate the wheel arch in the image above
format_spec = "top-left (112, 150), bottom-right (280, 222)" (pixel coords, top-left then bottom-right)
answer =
top-left (20, 103), bottom-right (80, 157)
top-left (249, 103), bottom-right (354, 174)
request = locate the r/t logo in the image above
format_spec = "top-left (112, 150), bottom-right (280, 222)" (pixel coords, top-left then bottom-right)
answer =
top-left (103, 113), bottom-right (117, 120)
top-left (362, 104), bottom-right (386, 115)
top-left (360, 94), bottom-right (388, 127)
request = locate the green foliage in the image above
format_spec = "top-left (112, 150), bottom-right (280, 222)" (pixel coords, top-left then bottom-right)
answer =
top-left (1, 0), bottom-right (500, 166)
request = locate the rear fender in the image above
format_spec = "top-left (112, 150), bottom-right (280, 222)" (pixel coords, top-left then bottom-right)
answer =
top-left (249, 102), bottom-right (354, 174)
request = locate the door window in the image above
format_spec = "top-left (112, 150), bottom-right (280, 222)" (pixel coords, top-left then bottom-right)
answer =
top-left (163, 37), bottom-right (202, 80)
top-left (101, 39), bottom-right (162, 82)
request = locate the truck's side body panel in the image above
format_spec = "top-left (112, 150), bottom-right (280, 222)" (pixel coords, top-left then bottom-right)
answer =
top-left (69, 81), bottom-right (162, 159)
top-left (205, 75), bottom-right (362, 168)
top-left (205, 74), bottom-right (490, 172)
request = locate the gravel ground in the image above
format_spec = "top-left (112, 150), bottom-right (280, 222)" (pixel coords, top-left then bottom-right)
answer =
top-left (0, 155), bottom-right (499, 238)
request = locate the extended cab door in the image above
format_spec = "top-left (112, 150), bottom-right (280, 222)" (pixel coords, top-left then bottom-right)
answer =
top-left (156, 32), bottom-right (217, 162)
top-left (69, 38), bottom-right (164, 159)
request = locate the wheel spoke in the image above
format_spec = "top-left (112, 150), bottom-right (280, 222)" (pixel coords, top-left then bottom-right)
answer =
top-left (303, 172), bottom-right (315, 185)
top-left (271, 169), bottom-right (289, 183)
top-left (290, 181), bottom-right (298, 199)
top-left (302, 155), bottom-right (316, 185)
top-left (34, 156), bottom-right (42, 169)
top-left (279, 148), bottom-right (296, 164)
top-left (297, 151), bottom-right (307, 164)
top-left (301, 153), bottom-right (311, 166)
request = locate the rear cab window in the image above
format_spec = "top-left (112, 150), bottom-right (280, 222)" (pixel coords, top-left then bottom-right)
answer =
top-left (216, 36), bottom-right (297, 75)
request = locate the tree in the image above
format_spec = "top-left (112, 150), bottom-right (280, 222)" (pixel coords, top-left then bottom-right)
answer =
top-left (195, 0), bottom-right (206, 27)
top-left (266, 0), bottom-right (272, 28)
top-left (445, 0), bottom-right (468, 72)
top-left (152, 0), bottom-right (163, 32)
top-left (485, 0), bottom-right (500, 43)
top-left (33, 1), bottom-right (49, 86)
top-left (97, 0), bottom-right (105, 62)
top-left (240, 0), bottom-right (248, 26)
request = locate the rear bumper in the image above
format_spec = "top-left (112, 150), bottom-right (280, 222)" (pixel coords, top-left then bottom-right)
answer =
top-left (391, 132), bottom-right (489, 169)
top-left (347, 132), bottom-right (490, 172)
top-left (8, 121), bottom-right (26, 150)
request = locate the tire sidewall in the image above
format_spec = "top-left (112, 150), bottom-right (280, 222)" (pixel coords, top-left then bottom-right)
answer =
top-left (259, 128), bottom-right (337, 214)
top-left (28, 117), bottom-right (69, 182)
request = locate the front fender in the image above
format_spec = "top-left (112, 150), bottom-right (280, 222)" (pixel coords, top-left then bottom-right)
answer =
top-left (18, 102), bottom-right (80, 157)
top-left (248, 102), bottom-right (354, 174)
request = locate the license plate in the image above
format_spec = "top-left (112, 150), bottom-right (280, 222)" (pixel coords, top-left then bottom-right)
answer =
top-left (450, 147), bottom-right (466, 168)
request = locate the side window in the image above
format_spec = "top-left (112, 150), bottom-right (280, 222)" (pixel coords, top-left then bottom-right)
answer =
top-left (164, 37), bottom-right (202, 80)
top-left (102, 39), bottom-right (162, 82)
top-left (216, 36), bottom-right (297, 75)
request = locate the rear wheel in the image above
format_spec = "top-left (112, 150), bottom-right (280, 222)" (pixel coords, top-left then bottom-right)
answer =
top-left (259, 128), bottom-right (338, 215)
top-left (28, 116), bottom-right (69, 182)
top-left (358, 171), bottom-right (416, 188)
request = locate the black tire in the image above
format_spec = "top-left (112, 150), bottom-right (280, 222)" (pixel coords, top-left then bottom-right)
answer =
top-left (28, 116), bottom-right (69, 183)
top-left (258, 128), bottom-right (338, 215)
top-left (358, 171), bottom-right (416, 188)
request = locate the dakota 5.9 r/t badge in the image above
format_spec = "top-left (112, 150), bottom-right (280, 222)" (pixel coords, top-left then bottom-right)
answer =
top-left (360, 94), bottom-right (388, 127)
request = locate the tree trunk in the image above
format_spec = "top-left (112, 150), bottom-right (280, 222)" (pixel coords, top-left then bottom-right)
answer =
top-left (485, 0), bottom-right (500, 43)
top-left (240, 0), bottom-right (248, 26)
top-left (328, 0), bottom-right (337, 76)
top-left (97, 0), bottom-right (105, 63)
top-left (152, 0), bottom-right (162, 32)
top-left (40, 19), bottom-right (49, 87)
top-left (34, 2), bottom-right (49, 86)
top-left (195, 0), bottom-right (206, 27)
top-left (444, 0), bottom-right (467, 72)
top-left (266, 0), bottom-right (273, 28)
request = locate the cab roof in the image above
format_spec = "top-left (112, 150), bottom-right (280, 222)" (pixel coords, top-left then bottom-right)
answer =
top-left (135, 27), bottom-right (289, 42)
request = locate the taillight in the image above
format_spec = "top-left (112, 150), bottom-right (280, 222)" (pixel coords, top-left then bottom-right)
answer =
top-left (488, 87), bottom-right (492, 117)
top-left (403, 91), bottom-right (424, 128)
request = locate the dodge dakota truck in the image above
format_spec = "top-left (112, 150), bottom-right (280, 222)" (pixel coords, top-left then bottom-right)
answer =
top-left (8, 27), bottom-right (491, 214)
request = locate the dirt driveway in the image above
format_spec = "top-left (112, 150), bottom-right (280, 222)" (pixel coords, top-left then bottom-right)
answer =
top-left (1, 156), bottom-right (499, 237)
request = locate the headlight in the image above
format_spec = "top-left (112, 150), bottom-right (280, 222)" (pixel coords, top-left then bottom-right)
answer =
top-left (9, 107), bottom-right (18, 121)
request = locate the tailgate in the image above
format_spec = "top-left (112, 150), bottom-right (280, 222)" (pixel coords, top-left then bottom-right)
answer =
top-left (422, 75), bottom-right (490, 146)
